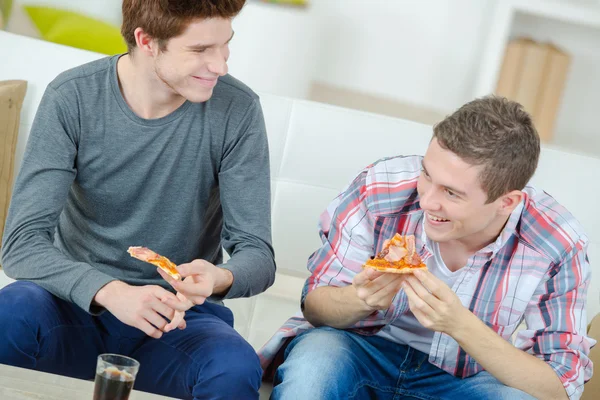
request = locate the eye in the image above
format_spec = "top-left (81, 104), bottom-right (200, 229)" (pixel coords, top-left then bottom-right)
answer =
top-left (421, 168), bottom-right (430, 179)
top-left (193, 48), bottom-right (207, 53)
top-left (445, 188), bottom-right (457, 198)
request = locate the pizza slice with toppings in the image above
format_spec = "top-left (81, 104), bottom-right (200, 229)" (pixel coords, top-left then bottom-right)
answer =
top-left (127, 246), bottom-right (181, 280)
top-left (363, 233), bottom-right (427, 274)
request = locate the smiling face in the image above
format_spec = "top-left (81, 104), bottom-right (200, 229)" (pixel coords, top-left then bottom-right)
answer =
top-left (417, 138), bottom-right (518, 248)
top-left (151, 17), bottom-right (233, 103)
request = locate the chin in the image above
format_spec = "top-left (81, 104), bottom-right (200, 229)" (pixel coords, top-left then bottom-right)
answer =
top-left (424, 226), bottom-right (452, 243)
top-left (185, 90), bottom-right (214, 103)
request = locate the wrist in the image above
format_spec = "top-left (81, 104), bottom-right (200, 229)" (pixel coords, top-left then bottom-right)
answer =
top-left (347, 285), bottom-right (377, 314)
top-left (94, 280), bottom-right (126, 308)
top-left (448, 308), bottom-right (478, 341)
top-left (213, 268), bottom-right (234, 296)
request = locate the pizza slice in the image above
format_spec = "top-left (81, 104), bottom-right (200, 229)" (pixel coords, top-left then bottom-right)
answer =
top-left (127, 246), bottom-right (181, 280)
top-left (363, 233), bottom-right (427, 274)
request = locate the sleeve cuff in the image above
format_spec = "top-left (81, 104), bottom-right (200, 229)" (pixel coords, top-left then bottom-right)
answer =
top-left (69, 268), bottom-right (117, 315)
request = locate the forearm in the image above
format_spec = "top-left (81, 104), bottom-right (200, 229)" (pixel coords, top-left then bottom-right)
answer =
top-left (219, 248), bottom-right (275, 299)
top-left (303, 286), bottom-right (374, 329)
top-left (3, 232), bottom-right (115, 313)
top-left (452, 312), bottom-right (567, 400)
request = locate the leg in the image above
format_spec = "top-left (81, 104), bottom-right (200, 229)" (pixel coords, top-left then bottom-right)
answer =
top-left (130, 302), bottom-right (261, 400)
top-left (271, 326), bottom-right (406, 400)
top-left (445, 371), bottom-right (537, 400)
top-left (398, 355), bottom-right (537, 400)
top-left (0, 281), bottom-right (108, 379)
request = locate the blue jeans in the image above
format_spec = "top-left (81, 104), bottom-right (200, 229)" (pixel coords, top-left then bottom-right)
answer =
top-left (272, 326), bottom-right (537, 400)
top-left (0, 281), bottom-right (261, 400)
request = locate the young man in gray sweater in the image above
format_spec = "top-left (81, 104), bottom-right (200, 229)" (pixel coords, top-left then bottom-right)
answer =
top-left (0, 1), bottom-right (275, 399)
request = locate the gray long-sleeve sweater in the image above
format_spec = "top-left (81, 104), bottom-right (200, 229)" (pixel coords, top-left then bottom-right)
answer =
top-left (1, 55), bottom-right (275, 313)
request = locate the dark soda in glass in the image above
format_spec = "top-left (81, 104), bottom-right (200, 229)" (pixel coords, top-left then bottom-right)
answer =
top-left (93, 367), bottom-right (135, 400)
top-left (93, 354), bottom-right (139, 400)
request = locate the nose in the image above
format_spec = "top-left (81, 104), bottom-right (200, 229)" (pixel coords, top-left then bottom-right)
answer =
top-left (419, 186), bottom-right (441, 211)
top-left (208, 49), bottom-right (228, 76)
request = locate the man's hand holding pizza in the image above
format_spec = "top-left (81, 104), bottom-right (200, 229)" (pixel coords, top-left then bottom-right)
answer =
top-left (402, 269), bottom-right (471, 335)
top-left (352, 268), bottom-right (408, 312)
top-left (157, 259), bottom-right (233, 307)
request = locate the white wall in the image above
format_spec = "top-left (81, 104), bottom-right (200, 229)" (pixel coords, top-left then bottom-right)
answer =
top-left (232, 0), bottom-right (495, 112)
top-left (7, 0), bottom-right (495, 113)
top-left (229, 2), bottom-right (320, 99)
top-left (308, 0), bottom-right (494, 113)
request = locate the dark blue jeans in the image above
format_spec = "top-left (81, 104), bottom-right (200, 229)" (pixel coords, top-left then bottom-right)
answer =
top-left (272, 326), bottom-right (537, 400)
top-left (0, 281), bottom-right (261, 400)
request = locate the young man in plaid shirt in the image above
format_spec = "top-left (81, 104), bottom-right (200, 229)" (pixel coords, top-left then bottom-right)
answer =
top-left (261, 96), bottom-right (594, 400)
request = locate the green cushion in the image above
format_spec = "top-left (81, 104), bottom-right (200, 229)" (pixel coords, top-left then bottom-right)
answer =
top-left (1, 0), bottom-right (13, 21)
top-left (24, 6), bottom-right (126, 55)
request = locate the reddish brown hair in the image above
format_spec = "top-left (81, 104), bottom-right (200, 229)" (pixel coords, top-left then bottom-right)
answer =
top-left (121, 0), bottom-right (245, 52)
top-left (433, 96), bottom-right (540, 203)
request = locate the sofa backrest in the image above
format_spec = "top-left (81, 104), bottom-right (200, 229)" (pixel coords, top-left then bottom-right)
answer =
top-left (0, 31), bottom-right (598, 351)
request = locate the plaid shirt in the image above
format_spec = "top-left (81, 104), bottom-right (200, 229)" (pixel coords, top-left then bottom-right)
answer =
top-left (258, 155), bottom-right (595, 400)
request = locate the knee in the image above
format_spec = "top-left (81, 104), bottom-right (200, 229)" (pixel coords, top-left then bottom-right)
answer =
top-left (0, 281), bottom-right (53, 323)
top-left (199, 335), bottom-right (261, 390)
top-left (284, 327), bottom-right (355, 372)
top-left (273, 327), bottom-right (356, 397)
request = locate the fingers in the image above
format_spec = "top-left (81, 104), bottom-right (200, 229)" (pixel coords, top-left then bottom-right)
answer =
top-left (137, 317), bottom-right (163, 339)
top-left (402, 280), bottom-right (436, 319)
top-left (176, 259), bottom-right (212, 278)
top-left (363, 278), bottom-right (404, 309)
top-left (355, 272), bottom-right (403, 300)
top-left (142, 309), bottom-right (169, 332)
top-left (173, 280), bottom-right (211, 303)
top-left (353, 269), bottom-right (373, 286)
top-left (410, 304), bottom-right (434, 329)
top-left (164, 310), bottom-right (185, 333)
top-left (413, 269), bottom-right (448, 301)
top-left (353, 268), bottom-right (391, 288)
top-left (405, 276), bottom-right (443, 310)
top-left (157, 265), bottom-right (212, 304)
top-left (151, 299), bottom-right (175, 321)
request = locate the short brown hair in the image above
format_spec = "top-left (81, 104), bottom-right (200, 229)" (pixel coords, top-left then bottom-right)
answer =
top-left (433, 95), bottom-right (540, 203)
top-left (121, 0), bottom-right (246, 52)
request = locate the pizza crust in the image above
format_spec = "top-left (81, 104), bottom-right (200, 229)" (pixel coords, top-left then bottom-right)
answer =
top-left (363, 264), bottom-right (427, 274)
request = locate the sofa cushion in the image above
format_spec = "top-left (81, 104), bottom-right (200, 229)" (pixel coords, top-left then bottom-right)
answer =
top-left (24, 6), bottom-right (126, 55)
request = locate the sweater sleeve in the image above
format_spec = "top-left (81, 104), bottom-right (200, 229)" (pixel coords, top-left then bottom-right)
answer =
top-left (1, 85), bottom-right (115, 313)
top-left (216, 98), bottom-right (276, 299)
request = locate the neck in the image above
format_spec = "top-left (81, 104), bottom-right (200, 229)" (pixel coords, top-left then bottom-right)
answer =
top-left (117, 54), bottom-right (186, 119)
top-left (451, 213), bottom-right (511, 255)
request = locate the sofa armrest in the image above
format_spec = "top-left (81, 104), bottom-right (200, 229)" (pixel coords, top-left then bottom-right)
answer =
top-left (0, 80), bottom-right (27, 261)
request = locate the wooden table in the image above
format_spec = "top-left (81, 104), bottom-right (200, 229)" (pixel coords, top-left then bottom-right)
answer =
top-left (0, 363), bottom-right (176, 399)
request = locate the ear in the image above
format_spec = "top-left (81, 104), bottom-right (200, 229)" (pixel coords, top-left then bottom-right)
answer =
top-left (133, 27), bottom-right (159, 56)
top-left (497, 190), bottom-right (523, 216)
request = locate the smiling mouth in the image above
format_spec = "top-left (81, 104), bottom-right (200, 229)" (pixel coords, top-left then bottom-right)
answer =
top-left (427, 213), bottom-right (450, 222)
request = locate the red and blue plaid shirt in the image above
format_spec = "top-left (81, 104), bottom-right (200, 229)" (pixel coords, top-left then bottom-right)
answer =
top-left (258, 155), bottom-right (594, 400)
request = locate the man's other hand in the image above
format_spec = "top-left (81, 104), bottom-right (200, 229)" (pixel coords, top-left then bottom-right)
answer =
top-left (94, 281), bottom-right (189, 339)
top-left (352, 268), bottom-right (406, 312)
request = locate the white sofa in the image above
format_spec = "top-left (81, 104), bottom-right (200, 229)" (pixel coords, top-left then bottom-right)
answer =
top-left (1, 31), bottom-right (600, 398)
